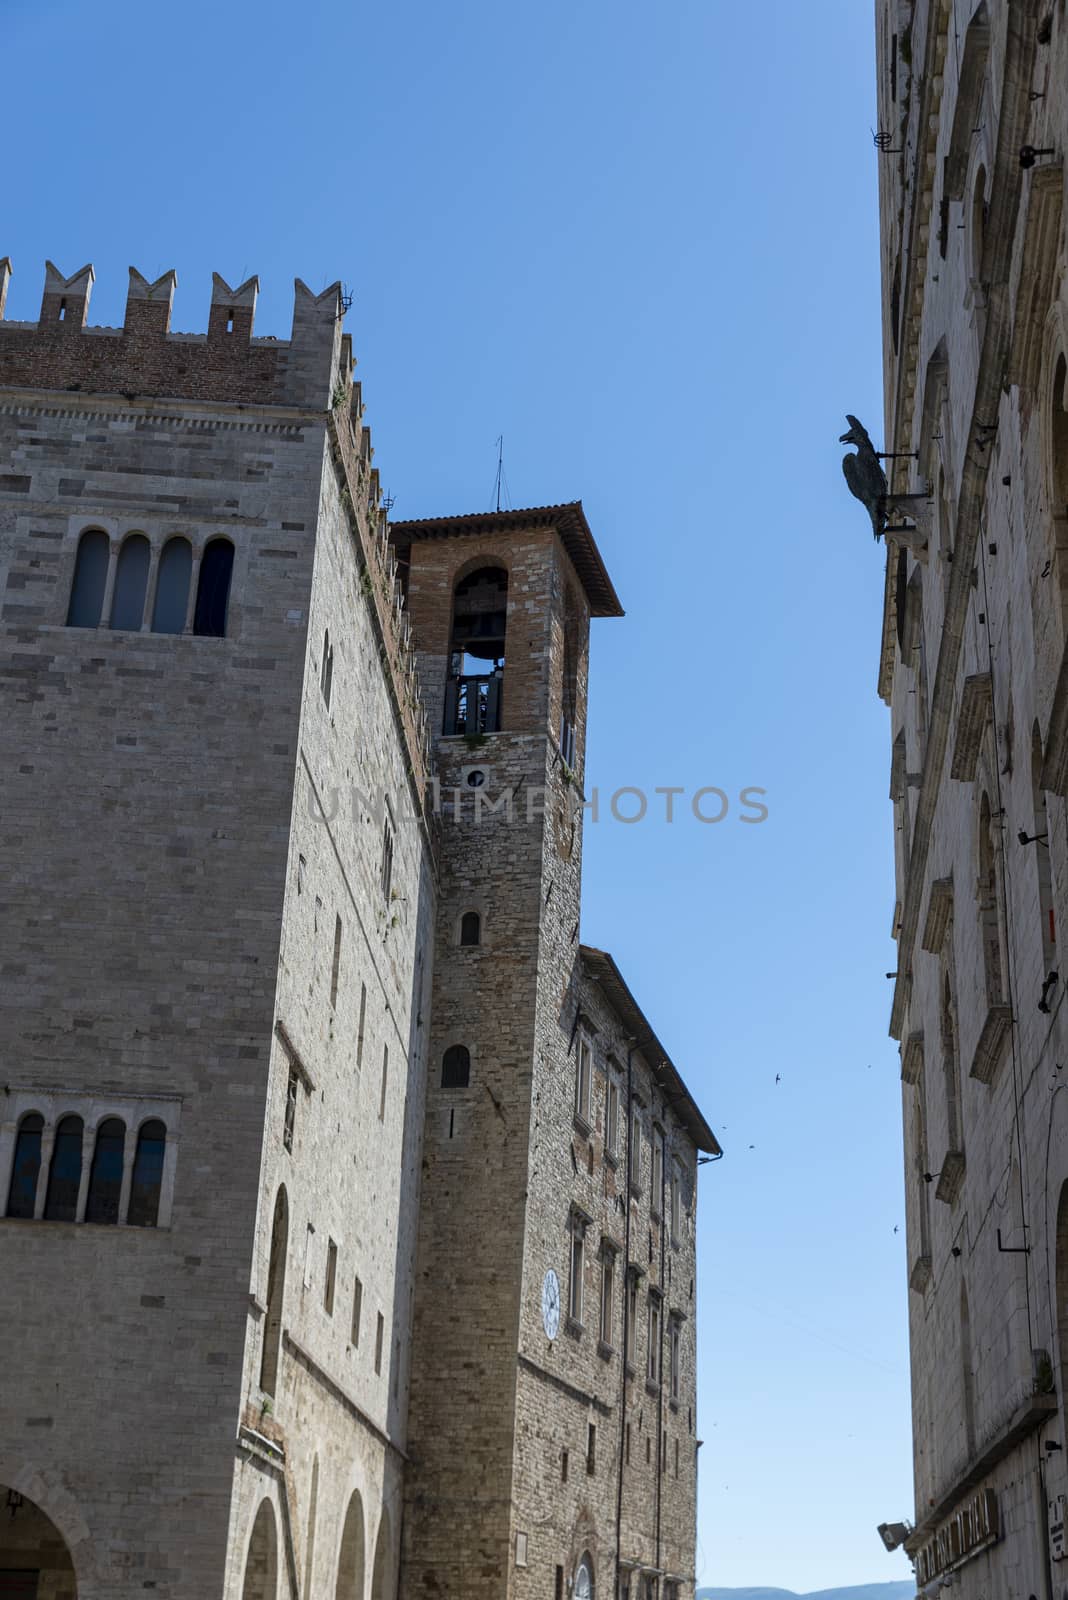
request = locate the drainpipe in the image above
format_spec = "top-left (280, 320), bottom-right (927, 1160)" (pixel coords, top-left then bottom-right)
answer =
top-left (615, 1042), bottom-right (635, 1600)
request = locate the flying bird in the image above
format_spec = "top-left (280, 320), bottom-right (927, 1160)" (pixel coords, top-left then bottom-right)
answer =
top-left (840, 415), bottom-right (888, 539)
top-left (775, 1073), bottom-right (781, 1084)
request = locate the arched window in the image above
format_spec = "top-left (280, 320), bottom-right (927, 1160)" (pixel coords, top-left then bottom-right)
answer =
top-left (66, 528), bottom-right (109, 627)
top-left (913, 1079), bottom-right (931, 1264)
top-left (460, 911), bottom-right (481, 947)
top-left (242, 1499), bottom-right (279, 1600)
top-left (85, 1117), bottom-right (126, 1225)
top-left (441, 1045), bottom-right (471, 1089)
top-left (6, 1112), bottom-right (44, 1219)
top-left (44, 1114), bottom-right (84, 1221)
top-left (978, 792), bottom-right (1006, 1005)
top-left (321, 630), bottom-right (334, 708)
top-left (151, 537), bottom-right (192, 634)
top-left (127, 1119), bottom-right (166, 1227)
top-left (444, 565), bottom-right (507, 735)
top-left (1032, 724), bottom-right (1057, 973)
top-left (970, 165), bottom-right (988, 281)
top-left (334, 1490), bottom-right (365, 1600)
top-left (574, 1555), bottom-right (594, 1600)
top-left (260, 1187), bottom-right (289, 1396)
top-left (110, 533), bottom-right (151, 630)
top-left (194, 538), bottom-right (235, 637)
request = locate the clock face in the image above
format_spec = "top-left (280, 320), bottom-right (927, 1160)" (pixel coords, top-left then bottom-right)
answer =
top-left (541, 1268), bottom-right (561, 1340)
top-left (575, 1560), bottom-right (593, 1600)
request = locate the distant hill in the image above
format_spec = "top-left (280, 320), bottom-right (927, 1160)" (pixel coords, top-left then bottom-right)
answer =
top-left (697, 1584), bottom-right (914, 1600)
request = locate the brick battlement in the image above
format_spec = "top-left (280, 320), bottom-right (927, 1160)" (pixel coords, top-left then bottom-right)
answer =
top-left (0, 259), bottom-right (348, 411)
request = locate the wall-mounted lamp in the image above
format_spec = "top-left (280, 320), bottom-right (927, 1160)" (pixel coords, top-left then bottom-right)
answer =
top-left (1018, 829), bottom-right (1048, 847)
top-left (1020, 145), bottom-right (1058, 169)
top-left (1045, 1441), bottom-right (1063, 1455)
top-left (1039, 971), bottom-right (1060, 1015)
top-left (877, 1522), bottom-right (912, 1552)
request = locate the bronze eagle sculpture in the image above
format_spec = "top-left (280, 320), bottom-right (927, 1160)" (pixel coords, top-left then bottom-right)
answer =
top-left (840, 415), bottom-right (888, 539)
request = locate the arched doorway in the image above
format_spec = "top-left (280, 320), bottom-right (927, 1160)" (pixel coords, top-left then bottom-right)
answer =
top-left (369, 1507), bottom-right (392, 1600)
top-left (241, 1500), bottom-right (278, 1600)
top-left (0, 1484), bottom-right (77, 1598)
top-left (334, 1491), bottom-right (365, 1599)
top-left (574, 1553), bottom-right (594, 1600)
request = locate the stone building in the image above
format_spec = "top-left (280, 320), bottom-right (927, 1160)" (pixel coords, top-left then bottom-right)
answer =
top-left (870, 3), bottom-right (1068, 1596)
top-left (0, 256), bottom-right (716, 1599)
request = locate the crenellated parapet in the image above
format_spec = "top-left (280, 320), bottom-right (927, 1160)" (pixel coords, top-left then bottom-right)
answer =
top-left (0, 259), bottom-right (345, 411)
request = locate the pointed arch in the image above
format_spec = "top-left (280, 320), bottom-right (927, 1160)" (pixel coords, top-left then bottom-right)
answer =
top-left (334, 1490), bottom-right (365, 1599)
top-left (242, 1499), bottom-right (279, 1600)
top-left (370, 1505), bottom-right (392, 1600)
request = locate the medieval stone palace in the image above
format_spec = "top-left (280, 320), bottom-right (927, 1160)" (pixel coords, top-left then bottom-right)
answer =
top-left (868, 2), bottom-right (1068, 1598)
top-left (0, 258), bottom-right (716, 1599)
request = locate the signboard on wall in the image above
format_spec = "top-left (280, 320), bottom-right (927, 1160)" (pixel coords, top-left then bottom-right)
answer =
top-left (915, 1488), bottom-right (999, 1585)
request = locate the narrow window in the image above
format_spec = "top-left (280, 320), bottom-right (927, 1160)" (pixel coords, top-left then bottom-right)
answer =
top-left (606, 1078), bottom-right (619, 1158)
top-left (151, 537), bottom-right (192, 634)
top-left (6, 1112), bottom-right (44, 1219)
top-left (646, 1436), bottom-right (651, 1465)
top-left (297, 854), bottom-right (306, 895)
top-left (379, 1044), bottom-right (389, 1120)
top-left (127, 1119), bottom-right (166, 1227)
top-left (380, 812), bottom-right (395, 903)
top-left (586, 1422), bottom-right (596, 1476)
top-left (283, 1067), bottom-right (298, 1153)
top-left (110, 534), bottom-right (151, 631)
top-left (460, 910), bottom-right (481, 946)
top-left (670, 1318), bottom-right (681, 1402)
top-left (626, 1273), bottom-right (638, 1364)
top-left (260, 1187), bottom-right (288, 1395)
top-left (515, 1532), bottom-right (528, 1568)
top-left (569, 1227), bottom-right (585, 1324)
top-left (43, 1114), bottom-right (84, 1221)
top-left (651, 1127), bottom-right (664, 1212)
top-left (226, 310), bottom-right (235, 334)
top-left (374, 1311), bottom-right (384, 1374)
top-left (630, 1104), bottom-right (642, 1189)
top-left (561, 1449), bottom-right (569, 1483)
top-left (575, 1037), bottom-right (592, 1126)
top-left (351, 1276), bottom-right (363, 1345)
top-left (324, 1239), bottom-right (337, 1315)
top-left (193, 538), bottom-right (234, 637)
top-left (320, 630), bottom-right (333, 708)
top-left (625, 1422), bottom-right (631, 1464)
top-left (670, 1168), bottom-right (682, 1243)
top-left (85, 1117), bottom-right (125, 1225)
top-left (978, 792), bottom-right (1007, 1006)
top-left (600, 1251), bottom-right (615, 1347)
top-left (555, 1568), bottom-right (564, 1600)
top-left (58, 298), bottom-right (67, 322)
top-left (647, 1296), bottom-right (661, 1383)
top-left (330, 915), bottom-right (342, 1009)
top-left (441, 1044), bottom-right (471, 1089)
top-left (66, 529), bottom-right (109, 628)
top-left (356, 982), bottom-right (367, 1068)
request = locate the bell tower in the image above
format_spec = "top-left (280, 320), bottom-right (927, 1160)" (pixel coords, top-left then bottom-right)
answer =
top-left (392, 504), bottom-right (622, 1598)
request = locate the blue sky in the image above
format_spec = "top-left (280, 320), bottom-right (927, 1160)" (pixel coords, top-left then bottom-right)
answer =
top-left (5, 0), bottom-right (912, 1588)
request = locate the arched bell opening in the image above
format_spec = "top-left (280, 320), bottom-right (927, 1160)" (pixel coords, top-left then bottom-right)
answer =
top-left (0, 1484), bottom-right (78, 1598)
top-left (444, 566), bottom-right (507, 736)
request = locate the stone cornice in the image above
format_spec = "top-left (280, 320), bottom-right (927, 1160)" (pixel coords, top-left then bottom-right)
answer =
top-left (888, 3), bottom-right (1041, 1041)
top-left (0, 386), bottom-right (321, 434)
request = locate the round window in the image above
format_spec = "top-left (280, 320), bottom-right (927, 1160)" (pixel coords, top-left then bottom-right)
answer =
top-left (466, 768), bottom-right (487, 788)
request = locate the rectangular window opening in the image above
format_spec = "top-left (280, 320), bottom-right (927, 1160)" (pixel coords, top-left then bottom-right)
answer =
top-left (324, 1238), bottom-right (337, 1315)
top-left (586, 1422), bottom-right (596, 1476)
top-left (569, 1228), bottom-right (584, 1325)
top-left (374, 1310), bottom-right (384, 1374)
top-left (379, 1043), bottom-right (389, 1121)
top-left (330, 915), bottom-right (342, 1009)
top-left (283, 1066), bottom-right (298, 1153)
top-left (356, 982), bottom-right (367, 1068)
top-left (561, 1448), bottom-right (569, 1483)
top-left (351, 1276), bottom-right (363, 1346)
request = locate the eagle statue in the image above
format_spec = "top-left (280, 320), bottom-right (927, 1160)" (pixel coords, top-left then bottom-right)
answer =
top-left (840, 415), bottom-right (888, 539)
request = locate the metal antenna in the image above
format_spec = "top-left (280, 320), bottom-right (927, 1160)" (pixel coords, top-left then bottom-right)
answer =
top-left (494, 435), bottom-right (504, 513)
